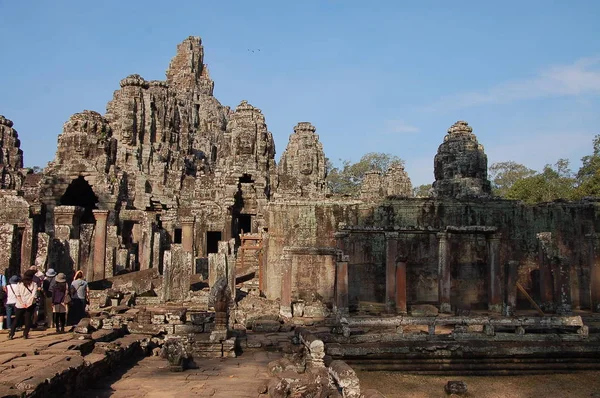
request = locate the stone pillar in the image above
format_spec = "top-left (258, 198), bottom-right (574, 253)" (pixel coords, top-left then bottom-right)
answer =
top-left (555, 256), bottom-right (572, 315)
top-left (538, 242), bottom-right (554, 311)
top-left (335, 259), bottom-right (349, 314)
top-left (20, 219), bottom-right (35, 272)
top-left (280, 251), bottom-right (293, 317)
top-left (437, 232), bottom-right (451, 313)
top-left (589, 234), bottom-right (600, 312)
top-left (385, 232), bottom-right (398, 313)
top-left (181, 217), bottom-right (195, 253)
top-left (0, 224), bottom-right (17, 276)
top-left (505, 260), bottom-right (519, 316)
top-left (53, 206), bottom-right (83, 240)
top-left (259, 233), bottom-right (268, 295)
top-left (395, 257), bottom-right (407, 314)
top-left (92, 210), bottom-right (109, 281)
top-left (487, 234), bottom-right (502, 313)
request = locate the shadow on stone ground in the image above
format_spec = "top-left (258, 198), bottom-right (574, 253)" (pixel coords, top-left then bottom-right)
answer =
top-left (357, 370), bottom-right (600, 398)
top-left (75, 352), bottom-right (279, 398)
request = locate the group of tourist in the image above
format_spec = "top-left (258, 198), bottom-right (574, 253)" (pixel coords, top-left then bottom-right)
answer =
top-left (0, 266), bottom-right (89, 339)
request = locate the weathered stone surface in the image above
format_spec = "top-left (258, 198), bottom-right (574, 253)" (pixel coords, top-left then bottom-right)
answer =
top-left (277, 122), bottom-right (327, 199)
top-left (410, 304), bottom-right (439, 317)
top-left (432, 121), bottom-right (491, 199)
top-left (0, 115), bottom-right (24, 190)
top-left (445, 380), bottom-right (468, 395)
top-left (163, 336), bottom-right (194, 371)
top-left (328, 360), bottom-right (361, 398)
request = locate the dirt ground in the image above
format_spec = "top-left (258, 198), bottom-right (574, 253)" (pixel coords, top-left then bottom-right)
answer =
top-left (356, 370), bottom-right (600, 398)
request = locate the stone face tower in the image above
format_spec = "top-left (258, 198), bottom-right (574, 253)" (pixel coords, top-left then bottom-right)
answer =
top-left (383, 163), bottom-right (412, 197)
top-left (277, 122), bottom-right (327, 198)
top-left (432, 121), bottom-right (491, 199)
top-left (0, 115), bottom-right (24, 190)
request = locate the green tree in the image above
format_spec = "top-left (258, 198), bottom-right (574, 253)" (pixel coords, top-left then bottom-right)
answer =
top-left (412, 184), bottom-right (432, 198)
top-left (488, 161), bottom-right (536, 197)
top-left (506, 159), bottom-right (576, 203)
top-left (574, 134), bottom-right (600, 198)
top-left (326, 152), bottom-right (404, 195)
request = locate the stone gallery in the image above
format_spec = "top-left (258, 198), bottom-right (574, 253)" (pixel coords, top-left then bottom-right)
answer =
top-left (1, 37), bottom-right (600, 396)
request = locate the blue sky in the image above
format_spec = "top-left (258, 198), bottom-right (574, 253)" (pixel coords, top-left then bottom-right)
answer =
top-left (1, 1), bottom-right (599, 186)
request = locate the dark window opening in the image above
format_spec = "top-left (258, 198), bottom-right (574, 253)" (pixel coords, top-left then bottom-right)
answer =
top-left (59, 176), bottom-right (99, 224)
top-left (122, 221), bottom-right (134, 246)
top-left (207, 231), bottom-right (221, 254)
top-left (239, 174), bottom-right (253, 183)
top-left (238, 214), bottom-right (252, 236)
top-left (174, 228), bottom-right (182, 244)
top-left (145, 181), bottom-right (152, 193)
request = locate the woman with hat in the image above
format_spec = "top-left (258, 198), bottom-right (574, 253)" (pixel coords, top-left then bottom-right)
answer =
top-left (69, 270), bottom-right (88, 325)
top-left (43, 268), bottom-right (57, 328)
top-left (5, 275), bottom-right (20, 331)
top-left (51, 273), bottom-right (69, 333)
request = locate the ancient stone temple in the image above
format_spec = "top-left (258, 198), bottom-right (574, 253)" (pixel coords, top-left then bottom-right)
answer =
top-left (1, 35), bottom-right (599, 332)
top-left (3, 38), bottom-right (600, 396)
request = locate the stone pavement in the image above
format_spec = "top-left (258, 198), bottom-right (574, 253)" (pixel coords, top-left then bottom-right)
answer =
top-left (79, 351), bottom-right (282, 398)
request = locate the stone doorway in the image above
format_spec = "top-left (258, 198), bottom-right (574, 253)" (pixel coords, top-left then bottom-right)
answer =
top-left (59, 176), bottom-right (98, 223)
top-left (206, 231), bottom-right (221, 254)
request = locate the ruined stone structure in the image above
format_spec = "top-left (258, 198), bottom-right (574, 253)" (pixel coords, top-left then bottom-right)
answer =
top-left (433, 120), bottom-right (491, 199)
top-left (1, 35), bottom-right (600, 333)
top-left (277, 122), bottom-right (327, 199)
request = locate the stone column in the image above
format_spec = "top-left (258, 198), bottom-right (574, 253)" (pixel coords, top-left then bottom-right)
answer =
top-left (259, 233), bottom-right (268, 295)
top-left (92, 210), bottom-right (109, 281)
top-left (385, 232), bottom-right (398, 313)
top-left (280, 251), bottom-right (293, 317)
top-left (588, 234), bottom-right (600, 312)
top-left (487, 234), bottom-right (502, 313)
top-left (505, 260), bottom-right (519, 316)
top-left (538, 242), bottom-right (554, 311)
top-left (20, 220), bottom-right (34, 272)
top-left (181, 217), bottom-right (195, 253)
top-left (335, 258), bottom-right (349, 314)
top-left (437, 232), bottom-right (451, 313)
top-left (395, 257), bottom-right (407, 314)
top-left (555, 256), bottom-right (572, 315)
top-left (335, 232), bottom-right (349, 252)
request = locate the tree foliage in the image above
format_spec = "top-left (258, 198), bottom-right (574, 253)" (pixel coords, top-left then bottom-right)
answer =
top-left (326, 152), bottom-right (404, 195)
top-left (412, 184), bottom-right (432, 198)
top-left (504, 159), bottom-right (576, 203)
top-left (574, 134), bottom-right (600, 198)
top-left (488, 161), bottom-right (535, 197)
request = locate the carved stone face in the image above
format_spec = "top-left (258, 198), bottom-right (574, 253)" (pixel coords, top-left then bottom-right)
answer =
top-left (236, 131), bottom-right (255, 155)
top-left (298, 148), bottom-right (314, 175)
top-left (121, 123), bottom-right (134, 145)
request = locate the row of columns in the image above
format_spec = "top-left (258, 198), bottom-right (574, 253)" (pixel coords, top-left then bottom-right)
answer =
top-left (437, 232), bottom-right (502, 313)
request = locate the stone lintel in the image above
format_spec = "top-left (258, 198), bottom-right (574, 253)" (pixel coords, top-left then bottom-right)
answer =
top-left (180, 216), bottom-right (195, 225)
top-left (444, 225), bottom-right (498, 234)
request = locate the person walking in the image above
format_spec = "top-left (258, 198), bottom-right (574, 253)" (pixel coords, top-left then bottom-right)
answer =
top-left (51, 273), bottom-right (69, 333)
top-left (9, 270), bottom-right (38, 339)
top-left (69, 270), bottom-right (88, 325)
top-left (43, 268), bottom-right (57, 328)
top-left (0, 273), bottom-right (6, 331)
top-left (5, 275), bottom-right (20, 330)
top-left (29, 266), bottom-right (44, 328)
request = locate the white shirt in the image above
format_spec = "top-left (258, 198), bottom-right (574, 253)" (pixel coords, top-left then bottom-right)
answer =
top-left (6, 283), bottom-right (18, 305)
top-left (15, 282), bottom-right (38, 309)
